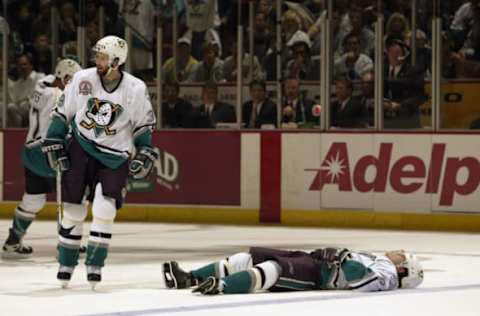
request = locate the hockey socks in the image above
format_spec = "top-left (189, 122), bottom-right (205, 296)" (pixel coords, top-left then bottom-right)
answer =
top-left (10, 207), bottom-right (35, 241)
top-left (58, 222), bottom-right (83, 267)
top-left (194, 261), bottom-right (282, 295)
top-left (222, 270), bottom-right (256, 294)
top-left (191, 261), bottom-right (224, 282)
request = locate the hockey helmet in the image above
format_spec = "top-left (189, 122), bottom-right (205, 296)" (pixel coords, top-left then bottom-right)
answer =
top-left (398, 252), bottom-right (424, 289)
top-left (54, 58), bottom-right (81, 85)
top-left (93, 35), bottom-right (128, 67)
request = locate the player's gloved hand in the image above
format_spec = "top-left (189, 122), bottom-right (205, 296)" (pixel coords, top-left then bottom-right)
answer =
top-left (129, 146), bottom-right (159, 179)
top-left (41, 138), bottom-right (70, 171)
top-left (310, 247), bottom-right (349, 267)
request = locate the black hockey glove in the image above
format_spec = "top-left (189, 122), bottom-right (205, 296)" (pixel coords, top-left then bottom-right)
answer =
top-left (310, 247), bottom-right (350, 267)
top-left (129, 146), bottom-right (159, 179)
top-left (41, 138), bottom-right (70, 171)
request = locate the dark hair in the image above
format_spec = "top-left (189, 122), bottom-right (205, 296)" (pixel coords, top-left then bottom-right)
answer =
top-left (335, 76), bottom-right (353, 91)
top-left (16, 52), bottom-right (33, 64)
top-left (343, 32), bottom-right (360, 48)
top-left (385, 37), bottom-right (408, 55)
top-left (249, 79), bottom-right (266, 91)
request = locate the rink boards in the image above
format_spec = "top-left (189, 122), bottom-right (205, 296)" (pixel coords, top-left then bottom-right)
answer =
top-left (1, 130), bottom-right (479, 231)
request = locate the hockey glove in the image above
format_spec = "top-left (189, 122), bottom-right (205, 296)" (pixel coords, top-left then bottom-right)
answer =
top-left (310, 247), bottom-right (350, 268)
top-left (42, 138), bottom-right (70, 171)
top-left (129, 146), bottom-right (159, 179)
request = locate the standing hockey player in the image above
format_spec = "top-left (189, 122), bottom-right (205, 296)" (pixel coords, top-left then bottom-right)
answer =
top-left (163, 247), bottom-right (424, 294)
top-left (42, 35), bottom-right (157, 289)
top-left (2, 59), bottom-right (81, 259)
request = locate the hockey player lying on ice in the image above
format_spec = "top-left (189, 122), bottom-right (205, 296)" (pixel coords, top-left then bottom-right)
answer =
top-left (163, 247), bottom-right (424, 294)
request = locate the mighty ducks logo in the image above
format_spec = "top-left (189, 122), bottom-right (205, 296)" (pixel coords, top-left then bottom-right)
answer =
top-left (80, 98), bottom-right (123, 137)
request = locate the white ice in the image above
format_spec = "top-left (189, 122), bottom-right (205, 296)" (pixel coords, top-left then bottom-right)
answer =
top-left (1, 220), bottom-right (479, 316)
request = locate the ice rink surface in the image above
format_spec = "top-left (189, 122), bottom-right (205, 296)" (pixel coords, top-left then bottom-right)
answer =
top-left (1, 220), bottom-right (480, 316)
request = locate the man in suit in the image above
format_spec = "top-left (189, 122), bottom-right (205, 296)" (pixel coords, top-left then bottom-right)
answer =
top-left (330, 77), bottom-right (368, 128)
top-left (185, 82), bottom-right (236, 128)
top-left (242, 80), bottom-right (277, 128)
top-left (384, 39), bottom-right (427, 129)
top-left (282, 78), bottom-right (318, 127)
top-left (162, 81), bottom-right (193, 128)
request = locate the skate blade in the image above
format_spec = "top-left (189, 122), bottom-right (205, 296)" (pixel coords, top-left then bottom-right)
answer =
top-left (1, 251), bottom-right (32, 260)
top-left (89, 281), bottom-right (99, 290)
top-left (60, 280), bottom-right (70, 289)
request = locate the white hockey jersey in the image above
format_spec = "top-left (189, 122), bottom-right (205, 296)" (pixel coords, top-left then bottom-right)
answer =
top-left (22, 75), bottom-right (62, 178)
top-left (335, 252), bottom-right (399, 291)
top-left (26, 75), bottom-right (62, 145)
top-left (53, 68), bottom-right (155, 168)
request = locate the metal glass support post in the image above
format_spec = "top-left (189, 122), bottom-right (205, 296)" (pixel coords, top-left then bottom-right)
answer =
top-left (156, 8), bottom-right (163, 130)
top-left (0, 17), bottom-right (8, 128)
top-left (411, 0), bottom-right (417, 66)
top-left (374, 2), bottom-right (385, 131)
top-left (276, 0), bottom-right (282, 128)
top-left (77, 0), bottom-right (87, 67)
top-left (431, 0), bottom-right (441, 131)
top-left (323, 0), bottom-right (333, 130)
top-left (51, 5), bottom-right (59, 68)
top-left (99, 1), bottom-right (105, 38)
top-left (172, 3), bottom-right (178, 81)
top-left (320, 10), bottom-right (328, 130)
top-left (248, 0), bottom-right (254, 82)
top-left (236, 0), bottom-right (243, 128)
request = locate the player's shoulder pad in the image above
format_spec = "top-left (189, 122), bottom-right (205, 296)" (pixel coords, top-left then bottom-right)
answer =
top-left (123, 71), bottom-right (148, 93)
top-left (73, 67), bottom-right (96, 81)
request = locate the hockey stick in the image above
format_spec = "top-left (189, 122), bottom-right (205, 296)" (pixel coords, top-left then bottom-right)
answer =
top-left (56, 166), bottom-right (63, 233)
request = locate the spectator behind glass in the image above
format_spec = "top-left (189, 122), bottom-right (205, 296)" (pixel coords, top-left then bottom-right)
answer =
top-left (29, 33), bottom-right (53, 75)
top-left (223, 41), bottom-right (265, 82)
top-left (385, 13), bottom-right (410, 42)
top-left (258, 0), bottom-right (276, 27)
top-left (359, 71), bottom-right (375, 127)
top-left (330, 77), bottom-right (368, 128)
top-left (163, 36), bottom-right (199, 83)
top-left (120, 0), bottom-right (155, 75)
top-left (185, 0), bottom-right (221, 60)
top-left (334, 32), bottom-right (373, 80)
top-left (184, 82), bottom-right (236, 128)
top-left (459, 2), bottom-right (480, 62)
top-left (188, 42), bottom-right (225, 83)
top-left (450, 0), bottom-right (480, 35)
top-left (383, 39), bottom-right (426, 129)
top-left (284, 31), bottom-right (320, 80)
top-left (9, 0), bottom-right (36, 45)
top-left (162, 81), bottom-right (193, 128)
top-left (8, 53), bottom-right (45, 127)
top-left (242, 80), bottom-right (277, 129)
top-left (346, 6), bottom-right (375, 58)
top-left (32, 1), bottom-right (52, 38)
top-left (282, 77), bottom-right (317, 127)
top-left (58, 1), bottom-right (79, 44)
top-left (252, 12), bottom-right (274, 64)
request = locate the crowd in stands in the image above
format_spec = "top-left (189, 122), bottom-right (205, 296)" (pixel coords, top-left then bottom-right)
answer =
top-left (2, 0), bottom-right (480, 129)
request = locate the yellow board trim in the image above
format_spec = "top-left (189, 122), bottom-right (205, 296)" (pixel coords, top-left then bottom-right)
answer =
top-left (1, 202), bottom-right (479, 232)
top-left (0, 202), bottom-right (259, 225)
top-left (282, 209), bottom-right (480, 232)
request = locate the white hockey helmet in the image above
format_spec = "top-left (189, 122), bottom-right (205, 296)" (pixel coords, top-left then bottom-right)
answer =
top-left (398, 253), bottom-right (424, 289)
top-left (93, 35), bottom-right (128, 67)
top-left (55, 58), bottom-right (81, 85)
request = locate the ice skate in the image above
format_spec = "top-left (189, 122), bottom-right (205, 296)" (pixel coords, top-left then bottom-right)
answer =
top-left (57, 265), bottom-right (74, 289)
top-left (87, 265), bottom-right (101, 290)
top-left (1, 228), bottom-right (33, 259)
top-left (163, 261), bottom-right (197, 289)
